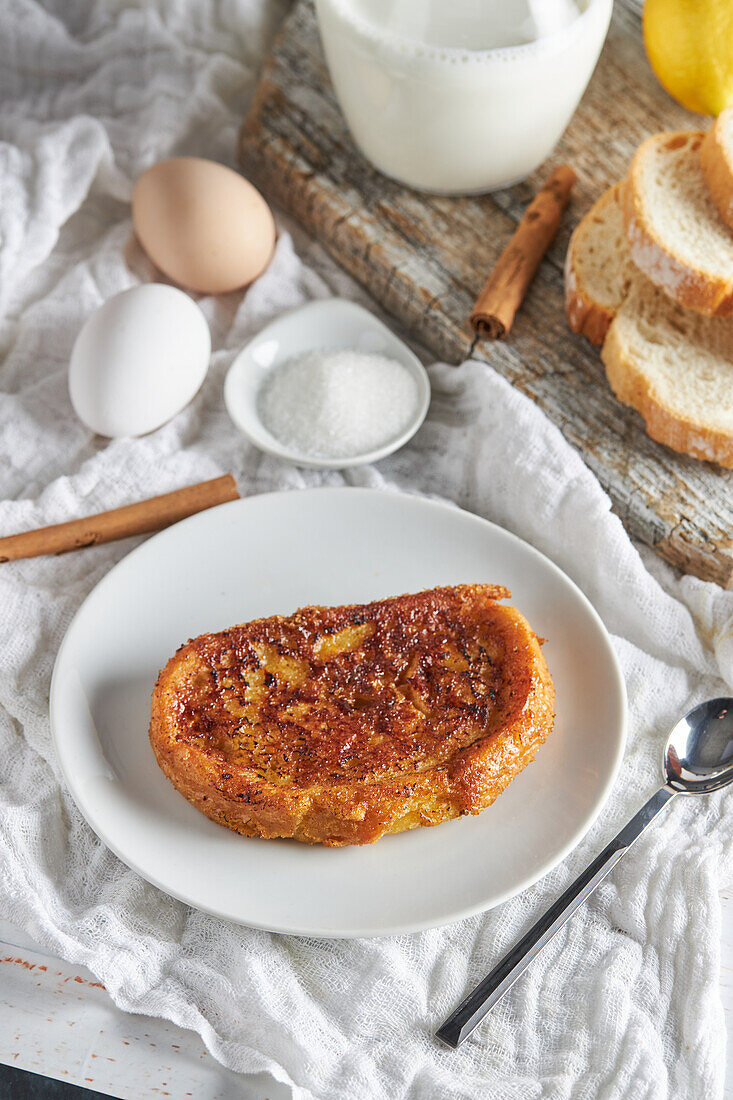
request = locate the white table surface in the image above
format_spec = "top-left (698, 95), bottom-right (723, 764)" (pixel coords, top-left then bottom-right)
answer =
top-left (0, 894), bottom-right (730, 1098)
top-left (0, 917), bottom-right (291, 1099)
top-left (723, 891), bottom-right (733, 1100)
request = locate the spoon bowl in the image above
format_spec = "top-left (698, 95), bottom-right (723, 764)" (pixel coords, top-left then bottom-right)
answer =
top-left (664, 697), bottom-right (733, 794)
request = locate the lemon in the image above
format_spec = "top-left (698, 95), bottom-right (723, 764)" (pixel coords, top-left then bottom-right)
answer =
top-left (643, 0), bottom-right (733, 116)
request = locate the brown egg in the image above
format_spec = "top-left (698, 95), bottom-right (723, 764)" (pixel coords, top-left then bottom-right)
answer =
top-left (132, 157), bottom-right (276, 295)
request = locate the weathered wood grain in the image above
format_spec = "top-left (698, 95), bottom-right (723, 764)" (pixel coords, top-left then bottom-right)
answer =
top-left (238, 0), bottom-right (733, 587)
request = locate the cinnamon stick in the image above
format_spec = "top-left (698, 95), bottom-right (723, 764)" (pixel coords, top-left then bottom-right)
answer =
top-left (470, 164), bottom-right (577, 340)
top-left (0, 474), bottom-right (240, 563)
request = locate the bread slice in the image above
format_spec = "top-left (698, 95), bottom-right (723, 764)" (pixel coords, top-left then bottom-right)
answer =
top-left (701, 108), bottom-right (733, 233)
top-left (150, 585), bottom-right (555, 847)
top-left (624, 131), bottom-right (733, 317)
top-left (566, 183), bottom-right (733, 467)
top-left (565, 182), bottom-right (634, 345)
top-left (602, 280), bottom-right (733, 467)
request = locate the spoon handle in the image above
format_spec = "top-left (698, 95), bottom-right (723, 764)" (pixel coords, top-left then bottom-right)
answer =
top-left (436, 785), bottom-right (676, 1049)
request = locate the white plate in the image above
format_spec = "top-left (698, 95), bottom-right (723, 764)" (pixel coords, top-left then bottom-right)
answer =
top-left (50, 488), bottom-right (626, 938)
top-left (223, 299), bottom-right (431, 468)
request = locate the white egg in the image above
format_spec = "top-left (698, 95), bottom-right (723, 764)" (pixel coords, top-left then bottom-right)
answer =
top-left (69, 284), bottom-right (211, 437)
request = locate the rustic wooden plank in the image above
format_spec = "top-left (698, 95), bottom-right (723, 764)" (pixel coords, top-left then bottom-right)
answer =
top-left (238, 0), bottom-right (733, 587)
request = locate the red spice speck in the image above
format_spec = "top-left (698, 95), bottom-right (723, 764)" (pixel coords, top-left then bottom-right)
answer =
top-left (62, 974), bottom-right (106, 991)
top-left (2, 957), bottom-right (36, 970)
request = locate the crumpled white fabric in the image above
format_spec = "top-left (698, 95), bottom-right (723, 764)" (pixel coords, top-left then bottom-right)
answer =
top-left (0, 2), bottom-right (731, 1098)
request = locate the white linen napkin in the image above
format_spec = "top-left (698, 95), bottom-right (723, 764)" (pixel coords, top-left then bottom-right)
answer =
top-left (1, 2), bottom-right (731, 1098)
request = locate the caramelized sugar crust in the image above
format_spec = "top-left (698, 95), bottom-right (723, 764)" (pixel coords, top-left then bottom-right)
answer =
top-left (149, 585), bottom-right (555, 846)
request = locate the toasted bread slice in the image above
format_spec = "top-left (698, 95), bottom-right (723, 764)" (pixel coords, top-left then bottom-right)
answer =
top-left (565, 182), bottom-right (634, 345)
top-left (624, 131), bottom-right (733, 317)
top-left (565, 182), bottom-right (733, 467)
top-left (701, 108), bottom-right (733, 232)
top-left (150, 585), bottom-right (555, 847)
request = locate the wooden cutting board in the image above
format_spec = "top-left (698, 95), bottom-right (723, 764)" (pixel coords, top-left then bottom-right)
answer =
top-left (238, 0), bottom-right (733, 587)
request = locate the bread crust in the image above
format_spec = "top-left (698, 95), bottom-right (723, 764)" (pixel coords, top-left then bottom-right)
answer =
top-left (624, 131), bottom-right (733, 318)
top-left (601, 319), bottom-right (733, 468)
top-left (564, 183), bottom-right (627, 345)
top-left (149, 585), bottom-right (555, 847)
top-left (701, 112), bottom-right (733, 234)
top-left (564, 237), bottom-right (613, 346)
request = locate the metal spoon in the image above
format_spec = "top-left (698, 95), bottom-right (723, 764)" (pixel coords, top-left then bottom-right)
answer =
top-left (436, 697), bottom-right (733, 1049)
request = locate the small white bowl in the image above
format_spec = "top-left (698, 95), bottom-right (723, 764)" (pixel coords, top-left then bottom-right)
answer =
top-left (224, 298), bottom-right (431, 469)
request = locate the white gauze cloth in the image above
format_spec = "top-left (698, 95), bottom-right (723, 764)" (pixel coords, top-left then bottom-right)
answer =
top-left (0, 2), bottom-right (731, 1098)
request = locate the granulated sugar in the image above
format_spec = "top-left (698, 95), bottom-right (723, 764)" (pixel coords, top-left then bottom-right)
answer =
top-left (258, 348), bottom-right (420, 459)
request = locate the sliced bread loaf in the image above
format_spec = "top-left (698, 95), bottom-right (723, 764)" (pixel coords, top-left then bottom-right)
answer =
top-left (624, 131), bottom-right (733, 317)
top-left (564, 182), bottom-right (634, 345)
top-left (566, 182), bottom-right (733, 467)
top-left (701, 108), bottom-right (733, 232)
